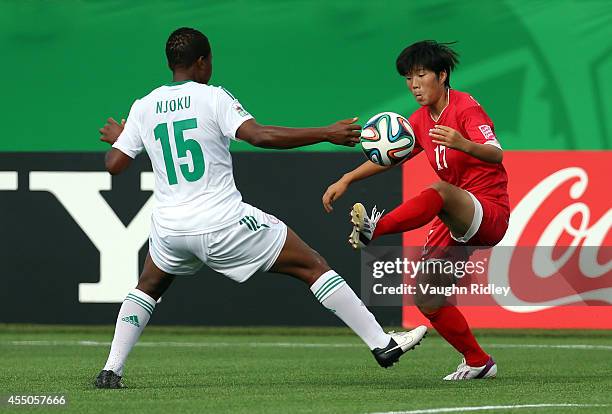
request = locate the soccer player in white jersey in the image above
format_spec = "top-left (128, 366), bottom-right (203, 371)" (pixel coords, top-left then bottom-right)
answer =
top-left (94, 27), bottom-right (426, 389)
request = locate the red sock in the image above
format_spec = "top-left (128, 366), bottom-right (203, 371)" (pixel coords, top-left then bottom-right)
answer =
top-left (373, 188), bottom-right (443, 239)
top-left (425, 306), bottom-right (490, 367)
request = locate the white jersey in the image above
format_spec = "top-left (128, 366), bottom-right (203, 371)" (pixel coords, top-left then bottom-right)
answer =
top-left (112, 80), bottom-right (253, 235)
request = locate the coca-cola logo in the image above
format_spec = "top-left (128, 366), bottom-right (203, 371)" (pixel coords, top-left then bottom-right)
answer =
top-left (489, 166), bottom-right (612, 312)
top-left (401, 151), bottom-right (612, 328)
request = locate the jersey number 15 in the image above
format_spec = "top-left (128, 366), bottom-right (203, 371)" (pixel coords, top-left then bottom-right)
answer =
top-left (154, 118), bottom-right (204, 185)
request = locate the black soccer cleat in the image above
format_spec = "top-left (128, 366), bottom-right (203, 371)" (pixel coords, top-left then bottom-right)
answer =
top-left (371, 326), bottom-right (428, 368)
top-left (95, 370), bottom-right (125, 389)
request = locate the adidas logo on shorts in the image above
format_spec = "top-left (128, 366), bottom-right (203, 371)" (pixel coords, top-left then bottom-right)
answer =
top-left (239, 216), bottom-right (269, 232)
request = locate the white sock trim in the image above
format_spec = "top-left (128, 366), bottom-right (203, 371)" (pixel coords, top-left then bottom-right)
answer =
top-left (310, 270), bottom-right (337, 292)
top-left (311, 270), bottom-right (346, 303)
top-left (124, 289), bottom-right (156, 317)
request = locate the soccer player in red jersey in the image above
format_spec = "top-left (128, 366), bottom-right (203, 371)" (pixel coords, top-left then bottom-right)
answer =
top-left (322, 40), bottom-right (508, 380)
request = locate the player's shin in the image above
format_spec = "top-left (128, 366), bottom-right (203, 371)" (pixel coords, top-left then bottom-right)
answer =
top-left (424, 305), bottom-right (489, 367)
top-left (310, 270), bottom-right (390, 350)
top-left (102, 288), bottom-right (157, 375)
top-left (373, 188), bottom-right (443, 238)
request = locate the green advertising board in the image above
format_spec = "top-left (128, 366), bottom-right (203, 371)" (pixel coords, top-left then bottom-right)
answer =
top-left (1, 0), bottom-right (610, 152)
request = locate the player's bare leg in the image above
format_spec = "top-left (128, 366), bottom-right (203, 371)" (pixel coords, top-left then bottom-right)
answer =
top-left (135, 254), bottom-right (175, 300)
top-left (430, 181), bottom-right (475, 239)
top-left (95, 253), bottom-right (175, 388)
top-left (269, 227), bottom-right (331, 285)
top-left (269, 227), bottom-right (427, 368)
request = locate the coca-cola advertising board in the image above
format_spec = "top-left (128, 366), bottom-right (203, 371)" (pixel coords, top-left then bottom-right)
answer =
top-left (402, 151), bottom-right (612, 329)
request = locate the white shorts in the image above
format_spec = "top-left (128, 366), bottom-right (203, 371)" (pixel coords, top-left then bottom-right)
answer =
top-left (149, 202), bottom-right (288, 282)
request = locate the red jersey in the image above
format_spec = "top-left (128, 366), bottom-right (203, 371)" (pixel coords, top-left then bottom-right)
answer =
top-left (408, 89), bottom-right (510, 214)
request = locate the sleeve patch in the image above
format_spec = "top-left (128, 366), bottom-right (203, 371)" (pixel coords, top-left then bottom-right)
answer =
top-left (232, 102), bottom-right (249, 117)
top-left (478, 124), bottom-right (496, 141)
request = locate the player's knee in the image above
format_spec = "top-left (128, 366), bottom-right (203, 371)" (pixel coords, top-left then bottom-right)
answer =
top-left (304, 249), bottom-right (331, 284)
top-left (429, 181), bottom-right (452, 201)
top-left (136, 275), bottom-right (165, 300)
top-left (415, 269), bottom-right (454, 314)
top-left (415, 301), bottom-right (443, 317)
top-left (414, 283), bottom-right (447, 316)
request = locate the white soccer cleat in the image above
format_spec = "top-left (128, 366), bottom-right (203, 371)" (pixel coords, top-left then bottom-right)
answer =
top-left (443, 357), bottom-right (497, 380)
top-left (371, 325), bottom-right (428, 368)
top-left (349, 203), bottom-right (384, 249)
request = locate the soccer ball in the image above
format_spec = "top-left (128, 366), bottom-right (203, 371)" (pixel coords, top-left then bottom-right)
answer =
top-left (360, 112), bottom-right (415, 166)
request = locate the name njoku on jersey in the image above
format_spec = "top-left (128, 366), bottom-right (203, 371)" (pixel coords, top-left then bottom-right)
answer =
top-left (156, 96), bottom-right (191, 114)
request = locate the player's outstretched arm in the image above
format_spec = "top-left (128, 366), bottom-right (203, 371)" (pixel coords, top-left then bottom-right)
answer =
top-left (236, 118), bottom-right (361, 149)
top-left (99, 117), bottom-right (132, 175)
top-left (322, 161), bottom-right (392, 212)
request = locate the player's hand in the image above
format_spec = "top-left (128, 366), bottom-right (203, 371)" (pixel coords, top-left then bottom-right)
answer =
top-left (429, 125), bottom-right (471, 152)
top-left (99, 117), bottom-right (126, 145)
top-left (322, 178), bottom-right (350, 213)
top-left (325, 117), bottom-right (362, 147)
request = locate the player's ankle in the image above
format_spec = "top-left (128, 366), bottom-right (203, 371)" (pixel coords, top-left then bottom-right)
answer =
top-left (466, 353), bottom-right (490, 367)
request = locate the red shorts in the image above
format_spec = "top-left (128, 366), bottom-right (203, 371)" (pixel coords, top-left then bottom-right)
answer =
top-left (422, 195), bottom-right (509, 260)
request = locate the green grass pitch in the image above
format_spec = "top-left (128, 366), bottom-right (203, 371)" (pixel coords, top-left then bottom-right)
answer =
top-left (1, 325), bottom-right (611, 414)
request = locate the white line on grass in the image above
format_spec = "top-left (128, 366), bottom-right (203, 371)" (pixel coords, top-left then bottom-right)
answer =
top-left (3, 340), bottom-right (361, 348)
top-left (484, 343), bottom-right (612, 350)
top-left (368, 403), bottom-right (608, 414)
top-left (2, 340), bottom-right (612, 350)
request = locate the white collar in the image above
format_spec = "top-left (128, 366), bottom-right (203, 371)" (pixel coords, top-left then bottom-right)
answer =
top-left (429, 88), bottom-right (450, 123)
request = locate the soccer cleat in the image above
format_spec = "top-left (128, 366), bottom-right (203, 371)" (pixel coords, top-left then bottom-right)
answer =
top-left (349, 203), bottom-right (384, 249)
top-left (371, 325), bottom-right (427, 368)
top-left (442, 357), bottom-right (497, 380)
top-left (95, 370), bottom-right (125, 389)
